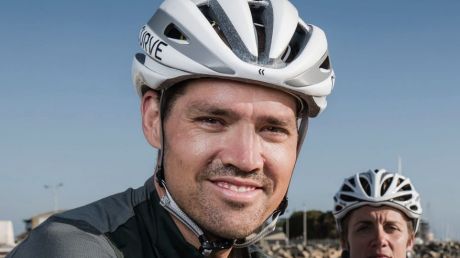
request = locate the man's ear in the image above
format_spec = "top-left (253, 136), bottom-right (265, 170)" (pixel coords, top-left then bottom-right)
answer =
top-left (141, 90), bottom-right (161, 148)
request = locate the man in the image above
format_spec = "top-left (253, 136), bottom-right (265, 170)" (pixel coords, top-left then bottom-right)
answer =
top-left (8, 0), bottom-right (335, 257)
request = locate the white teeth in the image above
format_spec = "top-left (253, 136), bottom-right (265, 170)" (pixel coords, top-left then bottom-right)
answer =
top-left (216, 182), bottom-right (256, 192)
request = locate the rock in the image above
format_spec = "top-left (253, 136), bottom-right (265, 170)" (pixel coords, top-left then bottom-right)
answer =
top-left (256, 239), bottom-right (460, 258)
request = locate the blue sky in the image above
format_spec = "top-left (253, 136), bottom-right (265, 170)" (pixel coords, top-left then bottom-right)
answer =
top-left (1, 1), bottom-right (459, 240)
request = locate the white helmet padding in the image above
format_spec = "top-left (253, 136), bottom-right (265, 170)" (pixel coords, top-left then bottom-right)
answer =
top-left (132, 0), bottom-right (335, 117)
top-left (333, 169), bottom-right (422, 233)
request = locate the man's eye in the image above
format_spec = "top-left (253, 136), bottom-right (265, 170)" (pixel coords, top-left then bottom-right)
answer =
top-left (196, 117), bottom-right (225, 127)
top-left (201, 118), bottom-right (219, 124)
top-left (263, 126), bottom-right (289, 135)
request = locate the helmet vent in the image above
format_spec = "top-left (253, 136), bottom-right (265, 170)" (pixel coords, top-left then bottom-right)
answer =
top-left (380, 178), bottom-right (393, 196)
top-left (394, 194), bottom-right (412, 202)
top-left (341, 184), bottom-right (353, 192)
top-left (254, 23), bottom-right (267, 57)
top-left (164, 23), bottom-right (188, 43)
top-left (248, 1), bottom-right (272, 64)
top-left (248, 0), bottom-right (269, 7)
top-left (401, 183), bottom-right (412, 191)
top-left (198, 5), bottom-right (231, 48)
top-left (410, 205), bottom-right (418, 211)
top-left (359, 177), bottom-right (371, 196)
top-left (280, 46), bottom-right (292, 63)
top-left (282, 24), bottom-right (308, 64)
top-left (335, 205), bottom-right (343, 212)
top-left (340, 194), bottom-right (358, 202)
top-left (348, 178), bottom-right (356, 187)
top-left (198, 2), bottom-right (255, 62)
top-left (319, 56), bottom-right (331, 71)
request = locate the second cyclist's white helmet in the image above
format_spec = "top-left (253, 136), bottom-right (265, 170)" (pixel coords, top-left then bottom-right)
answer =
top-left (333, 169), bottom-right (422, 233)
top-left (132, 0), bottom-right (335, 117)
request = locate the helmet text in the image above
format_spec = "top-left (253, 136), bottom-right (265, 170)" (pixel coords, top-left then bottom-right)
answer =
top-left (139, 26), bottom-right (168, 61)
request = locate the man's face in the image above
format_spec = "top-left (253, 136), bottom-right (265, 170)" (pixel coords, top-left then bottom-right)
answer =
top-left (162, 78), bottom-right (299, 239)
top-left (346, 206), bottom-right (414, 258)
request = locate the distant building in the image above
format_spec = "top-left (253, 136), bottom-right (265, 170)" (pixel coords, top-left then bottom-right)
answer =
top-left (417, 219), bottom-right (434, 243)
top-left (264, 231), bottom-right (288, 245)
top-left (261, 229), bottom-right (288, 246)
top-left (0, 220), bottom-right (15, 257)
top-left (16, 210), bottom-right (64, 242)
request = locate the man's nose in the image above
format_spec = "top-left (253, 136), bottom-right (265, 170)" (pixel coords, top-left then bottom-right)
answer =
top-left (219, 124), bottom-right (264, 173)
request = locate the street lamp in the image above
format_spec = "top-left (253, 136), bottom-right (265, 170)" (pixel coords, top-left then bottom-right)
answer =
top-left (44, 183), bottom-right (63, 212)
top-left (285, 209), bottom-right (290, 246)
top-left (303, 203), bottom-right (307, 246)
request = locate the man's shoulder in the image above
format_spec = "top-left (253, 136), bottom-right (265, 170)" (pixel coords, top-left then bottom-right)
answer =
top-left (7, 219), bottom-right (119, 258)
top-left (56, 177), bottom-right (153, 233)
top-left (8, 178), bottom-right (156, 258)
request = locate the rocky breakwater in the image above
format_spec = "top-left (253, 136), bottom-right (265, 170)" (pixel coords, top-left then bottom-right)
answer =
top-left (412, 241), bottom-right (460, 258)
top-left (258, 242), bottom-right (341, 258)
top-left (257, 241), bottom-right (460, 258)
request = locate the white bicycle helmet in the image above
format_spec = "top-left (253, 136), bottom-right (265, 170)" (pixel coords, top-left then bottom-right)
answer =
top-left (132, 0), bottom-right (335, 118)
top-left (333, 169), bottom-right (422, 233)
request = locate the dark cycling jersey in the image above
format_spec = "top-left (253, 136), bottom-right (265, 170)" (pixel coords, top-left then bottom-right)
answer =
top-left (7, 177), bottom-right (268, 258)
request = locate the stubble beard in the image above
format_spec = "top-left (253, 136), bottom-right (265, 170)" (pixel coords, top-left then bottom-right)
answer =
top-left (175, 161), bottom-right (275, 239)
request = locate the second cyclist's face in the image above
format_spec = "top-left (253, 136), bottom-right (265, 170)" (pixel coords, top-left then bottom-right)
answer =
top-left (163, 79), bottom-right (298, 239)
top-left (345, 206), bottom-right (414, 258)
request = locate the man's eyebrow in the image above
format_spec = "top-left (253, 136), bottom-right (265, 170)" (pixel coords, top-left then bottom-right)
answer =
top-left (187, 101), bottom-right (235, 117)
top-left (259, 116), bottom-right (294, 127)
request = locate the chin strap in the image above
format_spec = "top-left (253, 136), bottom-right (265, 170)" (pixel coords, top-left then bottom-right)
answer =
top-left (234, 197), bottom-right (287, 248)
top-left (158, 177), bottom-right (235, 256)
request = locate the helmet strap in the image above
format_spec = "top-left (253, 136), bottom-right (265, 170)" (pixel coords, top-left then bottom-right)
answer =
top-left (159, 182), bottom-right (234, 256)
top-left (155, 89), bottom-right (167, 184)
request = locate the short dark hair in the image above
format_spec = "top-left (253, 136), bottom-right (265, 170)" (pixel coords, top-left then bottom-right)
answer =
top-left (161, 80), bottom-right (189, 121)
top-left (141, 80), bottom-right (190, 121)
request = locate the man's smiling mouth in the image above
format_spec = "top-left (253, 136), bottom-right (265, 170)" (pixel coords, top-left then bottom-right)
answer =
top-left (216, 181), bottom-right (257, 193)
